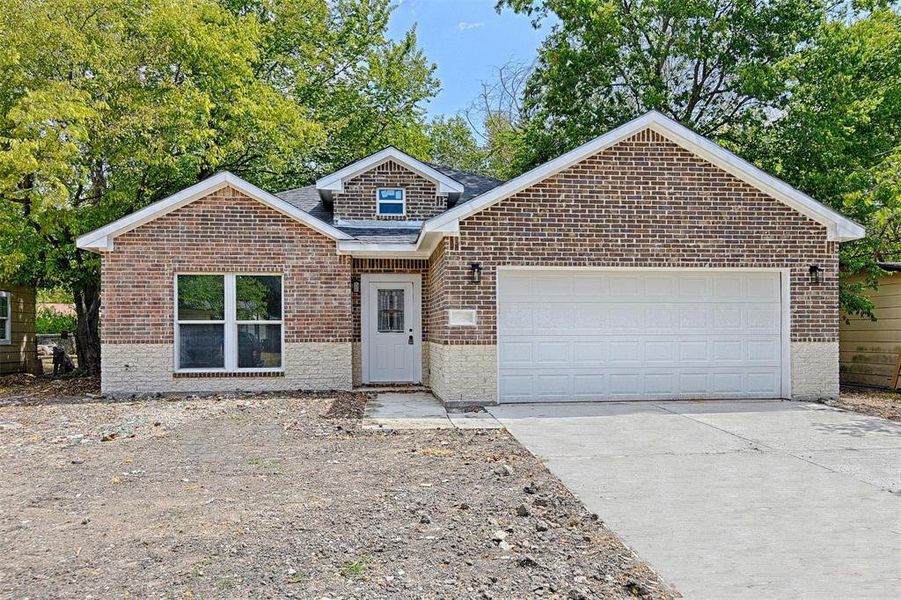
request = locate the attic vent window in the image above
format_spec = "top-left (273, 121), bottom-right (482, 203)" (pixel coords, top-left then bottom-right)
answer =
top-left (376, 188), bottom-right (405, 215)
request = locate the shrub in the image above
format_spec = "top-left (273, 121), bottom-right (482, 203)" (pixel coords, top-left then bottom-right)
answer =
top-left (36, 307), bottom-right (77, 334)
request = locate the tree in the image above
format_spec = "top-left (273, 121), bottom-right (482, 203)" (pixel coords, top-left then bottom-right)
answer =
top-left (221, 0), bottom-right (438, 186)
top-left (499, 0), bottom-right (826, 169)
top-left (742, 6), bottom-right (901, 318)
top-left (426, 115), bottom-right (487, 175)
top-left (0, 0), bottom-right (437, 374)
top-left (425, 62), bottom-right (530, 180)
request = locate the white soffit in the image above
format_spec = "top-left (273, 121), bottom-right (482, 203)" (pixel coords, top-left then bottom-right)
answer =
top-left (316, 147), bottom-right (464, 195)
top-left (422, 111), bottom-right (866, 243)
top-left (76, 172), bottom-right (353, 252)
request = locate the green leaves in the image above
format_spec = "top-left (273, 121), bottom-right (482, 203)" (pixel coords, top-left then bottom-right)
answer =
top-left (0, 0), bottom-right (439, 373)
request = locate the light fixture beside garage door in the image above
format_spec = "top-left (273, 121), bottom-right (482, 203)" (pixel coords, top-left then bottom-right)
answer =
top-left (808, 265), bottom-right (822, 284)
top-left (469, 262), bottom-right (483, 284)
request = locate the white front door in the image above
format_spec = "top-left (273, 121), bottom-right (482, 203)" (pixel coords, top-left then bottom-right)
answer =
top-left (364, 277), bottom-right (419, 383)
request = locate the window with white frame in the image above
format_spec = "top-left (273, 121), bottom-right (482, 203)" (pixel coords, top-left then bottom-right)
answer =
top-left (376, 188), bottom-right (405, 215)
top-left (0, 291), bottom-right (10, 344)
top-left (176, 274), bottom-right (283, 371)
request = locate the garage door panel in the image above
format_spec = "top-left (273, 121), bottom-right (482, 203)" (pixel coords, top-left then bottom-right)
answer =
top-left (497, 270), bottom-right (785, 402)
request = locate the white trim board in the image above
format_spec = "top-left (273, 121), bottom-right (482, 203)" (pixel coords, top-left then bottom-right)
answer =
top-left (316, 147), bottom-right (464, 195)
top-left (77, 172), bottom-right (352, 252)
top-left (421, 111), bottom-right (865, 243)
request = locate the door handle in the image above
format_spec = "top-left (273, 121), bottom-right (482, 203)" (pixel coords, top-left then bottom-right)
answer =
top-left (408, 335), bottom-right (414, 345)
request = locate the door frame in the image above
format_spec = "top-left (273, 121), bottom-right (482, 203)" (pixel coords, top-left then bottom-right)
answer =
top-left (361, 273), bottom-right (422, 384)
top-left (495, 266), bottom-right (792, 402)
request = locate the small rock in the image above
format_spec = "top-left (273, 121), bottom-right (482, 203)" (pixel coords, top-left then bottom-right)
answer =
top-left (100, 432), bottom-right (118, 442)
top-left (535, 521), bottom-right (549, 532)
top-left (71, 459), bottom-right (84, 465)
top-left (524, 482), bottom-right (539, 495)
top-left (515, 504), bottom-right (530, 517)
top-left (458, 502), bottom-right (470, 510)
top-left (568, 590), bottom-right (589, 600)
top-left (495, 463), bottom-right (514, 477)
top-left (419, 514), bottom-right (431, 524)
top-left (518, 556), bottom-right (539, 568)
top-left (153, 421), bottom-right (161, 427)
top-left (533, 497), bottom-right (550, 508)
top-left (492, 530), bottom-right (508, 542)
top-left (498, 540), bottom-right (513, 551)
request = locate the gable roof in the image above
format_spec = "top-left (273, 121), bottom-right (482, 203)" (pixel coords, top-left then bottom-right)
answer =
top-left (77, 172), bottom-right (352, 252)
top-left (316, 147), bottom-right (465, 195)
top-left (421, 111), bottom-right (866, 243)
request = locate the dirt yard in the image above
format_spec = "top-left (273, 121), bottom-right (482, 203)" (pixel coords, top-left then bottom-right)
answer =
top-left (827, 386), bottom-right (901, 421)
top-left (0, 376), bottom-right (676, 599)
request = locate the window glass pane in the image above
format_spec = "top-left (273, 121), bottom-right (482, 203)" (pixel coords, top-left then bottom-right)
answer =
top-left (238, 324), bottom-right (281, 368)
top-left (0, 318), bottom-right (7, 340)
top-left (377, 289), bottom-right (404, 332)
top-left (236, 276), bottom-right (282, 320)
top-left (378, 202), bottom-right (404, 215)
top-left (179, 324), bottom-right (224, 368)
top-left (378, 188), bottom-right (403, 201)
top-left (177, 275), bottom-right (224, 320)
top-left (0, 294), bottom-right (8, 318)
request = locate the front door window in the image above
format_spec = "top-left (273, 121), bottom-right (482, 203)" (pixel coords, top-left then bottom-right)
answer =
top-left (377, 289), bottom-right (405, 332)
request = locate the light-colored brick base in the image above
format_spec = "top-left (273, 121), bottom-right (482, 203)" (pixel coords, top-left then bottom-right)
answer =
top-left (791, 341), bottom-right (839, 401)
top-left (352, 342), bottom-right (362, 387)
top-left (428, 342), bottom-right (497, 405)
top-left (101, 342), bottom-right (352, 395)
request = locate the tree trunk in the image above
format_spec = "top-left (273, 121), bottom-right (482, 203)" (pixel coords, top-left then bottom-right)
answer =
top-left (73, 281), bottom-right (102, 376)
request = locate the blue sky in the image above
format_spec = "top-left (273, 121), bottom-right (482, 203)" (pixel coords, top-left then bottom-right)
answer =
top-left (388, 0), bottom-right (550, 119)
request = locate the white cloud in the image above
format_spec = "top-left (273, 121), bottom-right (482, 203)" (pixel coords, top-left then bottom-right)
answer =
top-left (457, 21), bottom-right (484, 31)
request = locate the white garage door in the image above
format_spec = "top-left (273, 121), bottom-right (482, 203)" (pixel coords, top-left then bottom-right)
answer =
top-left (497, 270), bottom-right (786, 402)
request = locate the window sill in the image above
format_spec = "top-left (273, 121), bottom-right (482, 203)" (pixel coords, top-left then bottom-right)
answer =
top-left (0, 340), bottom-right (11, 346)
top-left (173, 371), bottom-right (284, 379)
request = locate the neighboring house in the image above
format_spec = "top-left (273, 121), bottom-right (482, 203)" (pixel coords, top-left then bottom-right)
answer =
top-left (77, 112), bottom-right (865, 403)
top-left (0, 282), bottom-right (40, 375)
top-left (840, 264), bottom-right (901, 389)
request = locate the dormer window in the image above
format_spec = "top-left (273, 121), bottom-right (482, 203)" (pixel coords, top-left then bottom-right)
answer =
top-left (376, 188), bottom-right (405, 216)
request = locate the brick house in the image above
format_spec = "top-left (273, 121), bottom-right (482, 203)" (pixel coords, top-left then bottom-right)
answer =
top-left (77, 112), bottom-right (864, 403)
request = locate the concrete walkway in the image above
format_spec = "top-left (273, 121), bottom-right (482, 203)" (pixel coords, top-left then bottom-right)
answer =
top-left (362, 392), bottom-right (502, 430)
top-left (489, 400), bottom-right (901, 600)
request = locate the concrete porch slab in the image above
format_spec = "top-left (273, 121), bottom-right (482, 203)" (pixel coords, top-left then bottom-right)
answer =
top-left (362, 392), bottom-right (501, 430)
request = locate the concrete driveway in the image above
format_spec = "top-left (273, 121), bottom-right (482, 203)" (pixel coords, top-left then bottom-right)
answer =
top-left (489, 400), bottom-right (901, 599)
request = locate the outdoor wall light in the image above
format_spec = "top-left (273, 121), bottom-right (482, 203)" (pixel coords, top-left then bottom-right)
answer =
top-left (469, 262), bottom-right (483, 284)
top-left (351, 278), bottom-right (360, 293)
top-left (809, 265), bottom-right (822, 284)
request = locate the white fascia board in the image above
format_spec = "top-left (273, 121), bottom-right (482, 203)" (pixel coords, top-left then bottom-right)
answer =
top-left (422, 111), bottom-right (866, 242)
top-left (76, 172), bottom-right (352, 252)
top-left (316, 147), bottom-right (464, 195)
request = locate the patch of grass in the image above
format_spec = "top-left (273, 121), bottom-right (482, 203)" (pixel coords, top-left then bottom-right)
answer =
top-left (246, 456), bottom-right (281, 474)
top-left (218, 578), bottom-right (238, 590)
top-left (339, 556), bottom-right (372, 580)
top-left (286, 572), bottom-right (306, 584)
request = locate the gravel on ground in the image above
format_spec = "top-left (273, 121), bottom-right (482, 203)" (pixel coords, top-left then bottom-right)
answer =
top-left (827, 386), bottom-right (901, 421)
top-left (0, 375), bottom-right (676, 599)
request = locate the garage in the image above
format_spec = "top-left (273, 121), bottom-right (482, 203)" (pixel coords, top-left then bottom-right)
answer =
top-left (496, 270), bottom-right (788, 402)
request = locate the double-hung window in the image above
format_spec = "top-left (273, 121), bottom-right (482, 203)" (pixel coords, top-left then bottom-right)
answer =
top-left (376, 188), bottom-right (405, 216)
top-left (0, 291), bottom-right (10, 344)
top-left (176, 274), bottom-right (283, 372)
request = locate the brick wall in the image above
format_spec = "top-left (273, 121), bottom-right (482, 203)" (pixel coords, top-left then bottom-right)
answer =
top-left (101, 186), bottom-right (352, 345)
top-left (333, 160), bottom-right (447, 221)
top-left (429, 129), bottom-right (838, 346)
